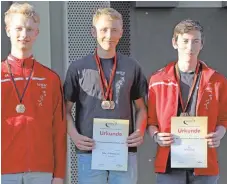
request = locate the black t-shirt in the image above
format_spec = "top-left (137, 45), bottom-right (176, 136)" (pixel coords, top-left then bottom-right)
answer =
top-left (63, 52), bottom-right (148, 152)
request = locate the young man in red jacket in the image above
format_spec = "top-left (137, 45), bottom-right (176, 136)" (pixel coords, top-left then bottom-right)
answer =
top-left (148, 19), bottom-right (227, 184)
top-left (1, 3), bottom-right (66, 184)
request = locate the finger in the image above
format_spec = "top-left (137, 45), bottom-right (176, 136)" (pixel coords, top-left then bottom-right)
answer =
top-left (127, 131), bottom-right (142, 140)
top-left (77, 144), bottom-right (94, 151)
top-left (127, 136), bottom-right (143, 144)
top-left (158, 133), bottom-right (172, 137)
top-left (127, 139), bottom-right (143, 147)
top-left (159, 143), bottom-right (171, 147)
top-left (208, 144), bottom-right (220, 148)
top-left (76, 144), bottom-right (94, 151)
top-left (158, 136), bottom-right (173, 141)
top-left (212, 136), bottom-right (221, 142)
top-left (207, 138), bottom-right (220, 144)
top-left (208, 139), bottom-right (220, 145)
top-left (81, 136), bottom-right (94, 142)
top-left (78, 140), bottom-right (94, 147)
top-left (127, 133), bottom-right (142, 140)
top-left (208, 143), bottom-right (220, 148)
top-left (205, 133), bottom-right (216, 139)
top-left (163, 140), bottom-right (174, 145)
top-left (158, 140), bottom-right (173, 146)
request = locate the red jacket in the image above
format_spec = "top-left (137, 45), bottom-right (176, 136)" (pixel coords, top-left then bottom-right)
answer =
top-left (1, 55), bottom-right (66, 178)
top-left (148, 61), bottom-right (227, 175)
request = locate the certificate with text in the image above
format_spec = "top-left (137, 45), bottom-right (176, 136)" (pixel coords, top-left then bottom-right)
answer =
top-left (171, 116), bottom-right (208, 168)
top-left (91, 118), bottom-right (129, 171)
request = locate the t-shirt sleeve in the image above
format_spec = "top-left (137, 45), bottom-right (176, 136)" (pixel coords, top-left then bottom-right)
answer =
top-left (130, 61), bottom-right (148, 100)
top-left (63, 63), bottom-right (80, 103)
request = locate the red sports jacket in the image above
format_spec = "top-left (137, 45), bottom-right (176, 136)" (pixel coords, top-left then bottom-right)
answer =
top-left (1, 55), bottom-right (67, 178)
top-left (148, 61), bottom-right (227, 175)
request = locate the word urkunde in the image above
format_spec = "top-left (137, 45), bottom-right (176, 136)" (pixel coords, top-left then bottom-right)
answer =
top-left (178, 128), bottom-right (201, 133)
top-left (100, 131), bottom-right (122, 136)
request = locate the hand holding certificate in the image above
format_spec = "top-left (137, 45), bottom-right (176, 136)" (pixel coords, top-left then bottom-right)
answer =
top-left (92, 118), bottom-right (129, 171)
top-left (171, 116), bottom-right (208, 168)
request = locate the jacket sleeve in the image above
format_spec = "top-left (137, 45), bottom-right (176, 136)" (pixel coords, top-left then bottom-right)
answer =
top-left (52, 76), bottom-right (67, 178)
top-left (217, 77), bottom-right (227, 129)
top-left (148, 78), bottom-right (158, 126)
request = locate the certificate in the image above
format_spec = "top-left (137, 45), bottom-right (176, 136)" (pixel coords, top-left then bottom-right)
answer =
top-left (91, 118), bottom-right (129, 171)
top-left (171, 116), bottom-right (208, 168)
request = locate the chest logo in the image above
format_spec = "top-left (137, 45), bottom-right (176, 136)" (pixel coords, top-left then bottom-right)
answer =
top-left (37, 83), bottom-right (47, 106)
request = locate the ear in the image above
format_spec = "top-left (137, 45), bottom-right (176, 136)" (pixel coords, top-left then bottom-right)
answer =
top-left (172, 37), bottom-right (178, 49)
top-left (200, 38), bottom-right (204, 50)
top-left (119, 28), bottom-right (123, 39)
top-left (200, 44), bottom-right (203, 51)
top-left (5, 26), bottom-right (10, 37)
top-left (91, 26), bottom-right (97, 38)
top-left (35, 28), bottom-right (39, 37)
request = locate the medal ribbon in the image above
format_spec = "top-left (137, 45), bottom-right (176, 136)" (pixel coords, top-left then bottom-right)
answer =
top-left (94, 49), bottom-right (117, 101)
top-left (175, 62), bottom-right (200, 113)
top-left (6, 59), bottom-right (34, 104)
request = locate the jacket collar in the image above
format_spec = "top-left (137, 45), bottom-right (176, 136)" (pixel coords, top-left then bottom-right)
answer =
top-left (7, 54), bottom-right (34, 68)
top-left (163, 60), bottom-right (216, 84)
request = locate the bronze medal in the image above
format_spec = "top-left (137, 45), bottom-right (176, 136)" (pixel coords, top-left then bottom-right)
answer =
top-left (16, 104), bottom-right (26, 113)
top-left (6, 58), bottom-right (34, 114)
top-left (101, 101), bottom-right (111, 110)
top-left (180, 112), bottom-right (189, 116)
top-left (109, 101), bottom-right (115, 109)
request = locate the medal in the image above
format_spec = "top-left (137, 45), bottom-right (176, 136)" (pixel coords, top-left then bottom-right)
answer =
top-left (6, 58), bottom-right (34, 113)
top-left (101, 101), bottom-right (111, 109)
top-left (109, 101), bottom-right (115, 109)
top-left (95, 49), bottom-right (117, 110)
top-left (16, 104), bottom-right (26, 113)
top-left (180, 112), bottom-right (189, 116)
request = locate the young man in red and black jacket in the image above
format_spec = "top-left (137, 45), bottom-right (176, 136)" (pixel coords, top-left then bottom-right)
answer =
top-left (1, 3), bottom-right (66, 184)
top-left (148, 19), bottom-right (227, 184)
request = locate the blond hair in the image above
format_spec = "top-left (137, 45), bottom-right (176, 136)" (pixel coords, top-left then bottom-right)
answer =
top-left (5, 2), bottom-right (40, 26)
top-left (173, 19), bottom-right (204, 44)
top-left (93, 8), bottom-right (123, 26)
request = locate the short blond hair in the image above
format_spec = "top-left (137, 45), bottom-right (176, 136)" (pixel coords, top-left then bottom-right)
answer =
top-left (92, 8), bottom-right (123, 26)
top-left (5, 2), bottom-right (40, 26)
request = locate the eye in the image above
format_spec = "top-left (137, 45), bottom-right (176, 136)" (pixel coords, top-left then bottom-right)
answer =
top-left (15, 27), bottom-right (22, 31)
top-left (194, 39), bottom-right (200, 44)
top-left (27, 28), bottom-right (33, 32)
top-left (183, 40), bottom-right (188, 43)
top-left (100, 28), bottom-right (107, 32)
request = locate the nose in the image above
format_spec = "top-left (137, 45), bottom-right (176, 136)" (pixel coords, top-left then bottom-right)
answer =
top-left (186, 41), bottom-right (193, 51)
top-left (20, 29), bottom-right (28, 38)
top-left (105, 29), bottom-right (112, 39)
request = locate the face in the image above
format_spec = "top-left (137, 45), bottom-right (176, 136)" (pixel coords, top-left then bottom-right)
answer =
top-left (172, 30), bottom-right (203, 62)
top-left (6, 13), bottom-right (39, 52)
top-left (92, 15), bottom-right (123, 51)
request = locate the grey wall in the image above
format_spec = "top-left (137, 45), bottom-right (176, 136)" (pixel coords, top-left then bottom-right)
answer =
top-left (1, 1), bottom-right (11, 60)
top-left (49, 1), bottom-right (68, 81)
top-left (130, 7), bottom-right (227, 184)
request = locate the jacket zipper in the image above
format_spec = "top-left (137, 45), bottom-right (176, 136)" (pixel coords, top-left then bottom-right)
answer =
top-left (23, 65), bottom-right (31, 172)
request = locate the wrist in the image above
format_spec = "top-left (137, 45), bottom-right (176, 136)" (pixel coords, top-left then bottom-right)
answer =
top-left (72, 132), bottom-right (80, 142)
top-left (152, 131), bottom-right (159, 142)
top-left (136, 128), bottom-right (145, 136)
top-left (216, 125), bottom-right (226, 139)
